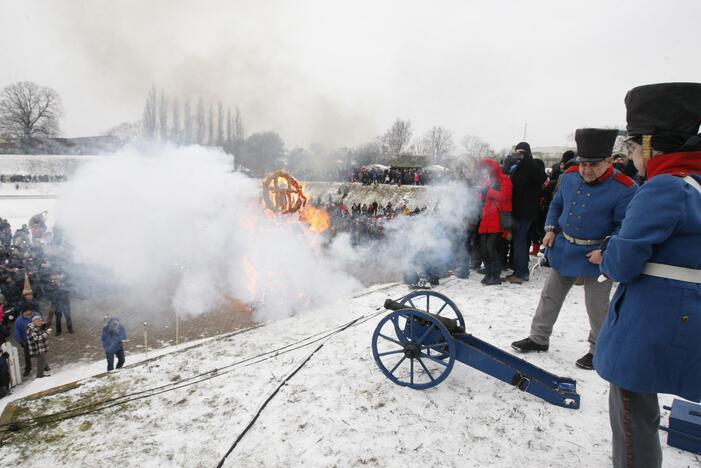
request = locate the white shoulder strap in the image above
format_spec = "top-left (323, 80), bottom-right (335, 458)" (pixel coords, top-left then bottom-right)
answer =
top-left (683, 176), bottom-right (701, 194)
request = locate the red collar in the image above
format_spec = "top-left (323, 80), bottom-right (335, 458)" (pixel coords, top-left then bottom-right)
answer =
top-left (647, 151), bottom-right (701, 179)
top-left (565, 164), bottom-right (614, 185)
top-left (596, 166), bottom-right (614, 183)
top-left (581, 165), bottom-right (614, 185)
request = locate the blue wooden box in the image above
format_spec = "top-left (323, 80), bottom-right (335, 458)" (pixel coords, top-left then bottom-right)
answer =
top-left (660, 399), bottom-right (701, 454)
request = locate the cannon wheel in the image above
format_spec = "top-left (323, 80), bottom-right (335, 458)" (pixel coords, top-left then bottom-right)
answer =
top-left (399, 290), bottom-right (465, 331)
top-left (372, 309), bottom-right (456, 390)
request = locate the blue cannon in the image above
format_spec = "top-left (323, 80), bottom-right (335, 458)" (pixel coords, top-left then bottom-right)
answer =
top-left (371, 290), bottom-right (580, 409)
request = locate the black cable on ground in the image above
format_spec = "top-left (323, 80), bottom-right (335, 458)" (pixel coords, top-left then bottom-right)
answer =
top-left (215, 315), bottom-right (363, 467)
top-left (1, 283), bottom-right (406, 433)
top-left (215, 343), bottom-right (325, 468)
top-left (1, 316), bottom-right (363, 432)
top-left (2, 280), bottom-right (458, 437)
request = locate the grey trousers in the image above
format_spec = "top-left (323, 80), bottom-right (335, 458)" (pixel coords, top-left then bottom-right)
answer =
top-left (529, 269), bottom-right (612, 353)
top-left (36, 354), bottom-right (47, 378)
top-left (609, 383), bottom-right (662, 468)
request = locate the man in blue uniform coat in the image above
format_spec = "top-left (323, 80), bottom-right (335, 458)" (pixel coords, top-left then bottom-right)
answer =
top-left (595, 82), bottom-right (701, 468)
top-left (511, 128), bottom-right (637, 369)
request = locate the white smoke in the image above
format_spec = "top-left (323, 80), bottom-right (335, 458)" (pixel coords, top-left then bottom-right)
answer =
top-left (54, 145), bottom-right (481, 323)
top-left (55, 145), bottom-right (361, 322)
top-left (327, 183), bottom-right (481, 283)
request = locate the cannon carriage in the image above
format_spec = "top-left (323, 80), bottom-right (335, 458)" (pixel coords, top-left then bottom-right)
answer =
top-left (371, 290), bottom-right (580, 409)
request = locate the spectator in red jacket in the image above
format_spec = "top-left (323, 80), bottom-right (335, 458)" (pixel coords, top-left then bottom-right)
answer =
top-left (477, 159), bottom-right (513, 285)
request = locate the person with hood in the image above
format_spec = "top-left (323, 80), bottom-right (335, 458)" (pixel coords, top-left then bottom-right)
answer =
top-left (511, 129), bottom-right (637, 370)
top-left (15, 273), bottom-right (41, 317)
top-left (504, 142), bottom-right (547, 284)
top-left (476, 159), bottom-right (513, 285)
top-left (102, 317), bottom-right (127, 371)
top-left (13, 305), bottom-right (34, 377)
top-left (595, 82), bottom-right (701, 468)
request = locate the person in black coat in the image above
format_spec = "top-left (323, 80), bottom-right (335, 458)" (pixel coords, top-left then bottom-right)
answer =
top-left (505, 142), bottom-right (547, 283)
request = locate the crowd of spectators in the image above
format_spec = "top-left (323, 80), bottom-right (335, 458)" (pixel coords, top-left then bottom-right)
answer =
top-left (0, 213), bottom-right (73, 392)
top-left (0, 174), bottom-right (69, 184)
top-left (344, 167), bottom-right (437, 186)
top-left (291, 165), bottom-right (452, 185)
top-left (466, 143), bottom-right (640, 286)
top-left (310, 197), bottom-right (428, 246)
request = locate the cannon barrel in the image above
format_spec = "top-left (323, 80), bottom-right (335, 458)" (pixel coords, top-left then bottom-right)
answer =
top-left (383, 297), bottom-right (465, 334)
top-left (384, 298), bottom-right (412, 311)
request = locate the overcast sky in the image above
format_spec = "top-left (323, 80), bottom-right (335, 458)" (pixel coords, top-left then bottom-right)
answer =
top-left (1, 0), bottom-right (699, 151)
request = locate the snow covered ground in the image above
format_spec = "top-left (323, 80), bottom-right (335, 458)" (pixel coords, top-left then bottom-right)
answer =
top-left (1, 276), bottom-right (696, 467)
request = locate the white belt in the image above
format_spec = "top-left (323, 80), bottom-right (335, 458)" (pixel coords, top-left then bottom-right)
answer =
top-left (643, 262), bottom-right (701, 284)
top-left (683, 175), bottom-right (701, 194)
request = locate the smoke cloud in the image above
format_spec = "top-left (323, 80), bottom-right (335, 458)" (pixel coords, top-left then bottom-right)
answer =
top-left (55, 145), bottom-right (361, 322)
top-left (54, 145), bottom-right (482, 323)
top-left (327, 183), bottom-right (480, 284)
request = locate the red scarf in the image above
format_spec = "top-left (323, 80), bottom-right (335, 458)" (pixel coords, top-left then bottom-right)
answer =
top-left (647, 151), bottom-right (701, 179)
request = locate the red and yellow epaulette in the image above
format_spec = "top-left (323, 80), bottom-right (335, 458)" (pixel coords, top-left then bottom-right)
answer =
top-left (614, 172), bottom-right (635, 187)
top-left (564, 166), bottom-right (579, 174)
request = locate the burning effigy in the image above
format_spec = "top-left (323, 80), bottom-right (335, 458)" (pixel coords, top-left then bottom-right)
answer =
top-left (261, 170), bottom-right (330, 233)
top-left (261, 170), bottom-right (307, 214)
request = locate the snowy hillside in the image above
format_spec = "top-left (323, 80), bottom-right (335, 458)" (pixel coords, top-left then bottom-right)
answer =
top-left (0, 276), bottom-right (695, 468)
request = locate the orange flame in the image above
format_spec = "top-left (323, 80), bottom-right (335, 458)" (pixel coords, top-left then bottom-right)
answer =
top-left (242, 256), bottom-right (258, 297)
top-left (299, 205), bottom-right (331, 233)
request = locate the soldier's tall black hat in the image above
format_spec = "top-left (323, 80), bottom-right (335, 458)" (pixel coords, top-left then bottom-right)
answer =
top-left (575, 128), bottom-right (619, 162)
top-left (625, 82), bottom-right (701, 152)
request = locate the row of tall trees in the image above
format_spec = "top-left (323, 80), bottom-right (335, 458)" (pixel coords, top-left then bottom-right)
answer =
top-left (142, 86), bottom-right (246, 150)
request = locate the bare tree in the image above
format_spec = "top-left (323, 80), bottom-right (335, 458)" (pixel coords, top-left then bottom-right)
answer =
top-left (461, 134), bottom-right (493, 159)
top-left (381, 118), bottom-right (412, 159)
top-left (226, 108), bottom-right (232, 145)
top-left (171, 98), bottom-right (181, 144)
top-left (103, 121), bottom-right (141, 141)
top-left (143, 86), bottom-right (157, 139)
top-left (351, 141), bottom-right (383, 166)
top-left (158, 92), bottom-right (168, 142)
top-left (0, 81), bottom-right (64, 140)
top-left (410, 137), bottom-right (427, 157)
top-left (216, 102), bottom-right (224, 146)
top-left (195, 98), bottom-right (205, 144)
top-left (183, 99), bottom-right (193, 144)
top-left (233, 106), bottom-right (245, 144)
top-left (424, 126), bottom-right (454, 162)
top-left (207, 103), bottom-right (214, 145)
top-left (240, 132), bottom-right (285, 176)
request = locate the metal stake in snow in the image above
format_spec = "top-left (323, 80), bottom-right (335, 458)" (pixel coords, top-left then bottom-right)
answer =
top-left (175, 308), bottom-right (180, 346)
top-left (143, 321), bottom-right (149, 359)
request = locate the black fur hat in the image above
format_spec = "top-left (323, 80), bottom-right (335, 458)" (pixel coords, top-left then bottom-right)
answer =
top-left (575, 128), bottom-right (619, 162)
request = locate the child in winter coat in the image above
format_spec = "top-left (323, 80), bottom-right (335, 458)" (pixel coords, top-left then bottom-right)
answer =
top-left (476, 159), bottom-right (513, 285)
top-left (101, 317), bottom-right (127, 371)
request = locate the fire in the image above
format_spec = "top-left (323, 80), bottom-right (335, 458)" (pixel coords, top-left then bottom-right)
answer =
top-left (299, 205), bottom-right (331, 233)
top-left (242, 256), bottom-right (258, 297)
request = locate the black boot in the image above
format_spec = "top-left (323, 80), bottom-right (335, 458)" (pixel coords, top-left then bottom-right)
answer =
top-left (483, 262), bottom-right (502, 285)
